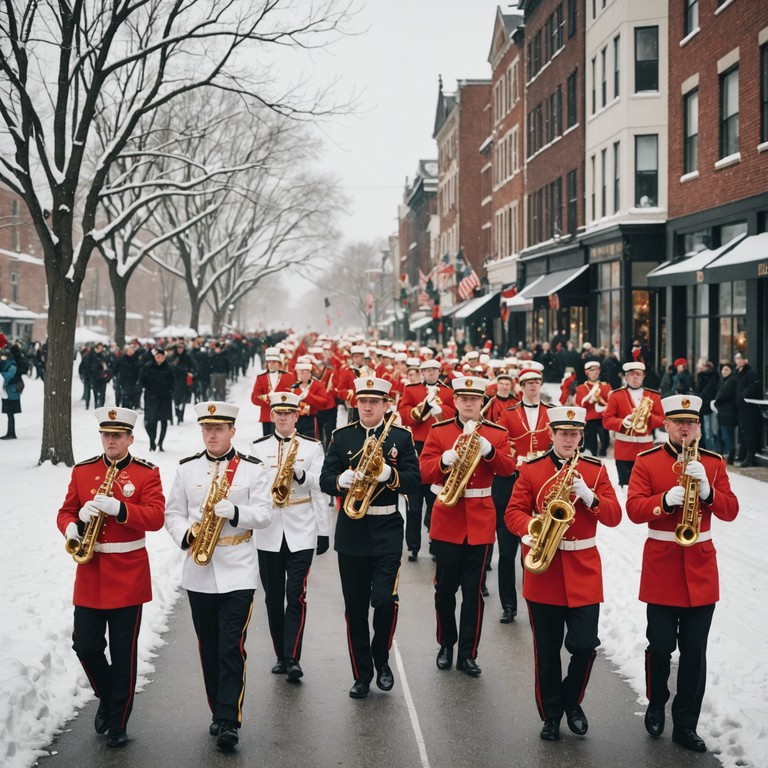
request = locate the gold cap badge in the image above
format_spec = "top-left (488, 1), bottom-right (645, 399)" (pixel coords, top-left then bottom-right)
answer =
top-left (108, 409), bottom-right (117, 420)
top-left (566, 409), bottom-right (575, 420)
top-left (366, 379), bottom-right (374, 388)
top-left (466, 379), bottom-right (474, 387)
top-left (208, 404), bottom-right (217, 415)
top-left (681, 398), bottom-right (690, 409)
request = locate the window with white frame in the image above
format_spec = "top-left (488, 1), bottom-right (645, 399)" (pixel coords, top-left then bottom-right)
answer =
top-left (635, 134), bottom-right (658, 206)
top-left (634, 27), bottom-right (659, 92)
top-left (684, 88), bottom-right (699, 173)
top-left (720, 66), bottom-right (739, 158)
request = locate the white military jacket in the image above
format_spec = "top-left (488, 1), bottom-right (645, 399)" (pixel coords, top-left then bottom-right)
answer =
top-left (165, 447), bottom-right (272, 593)
top-left (250, 431), bottom-right (331, 552)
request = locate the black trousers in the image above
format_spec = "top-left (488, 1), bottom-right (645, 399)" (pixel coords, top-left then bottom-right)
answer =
top-left (257, 540), bottom-right (314, 662)
top-left (432, 539), bottom-right (490, 660)
top-left (526, 601), bottom-right (600, 721)
top-left (337, 551), bottom-right (400, 684)
top-left (492, 473), bottom-right (519, 613)
top-left (317, 408), bottom-right (336, 451)
top-left (72, 604), bottom-right (143, 734)
top-left (405, 483), bottom-right (435, 554)
top-left (616, 459), bottom-right (634, 487)
top-left (92, 379), bottom-right (107, 408)
top-left (297, 414), bottom-right (317, 439)
top-left (645, 602), bottom-right (715, 730)
top-left (187, 589), bottom-right (255, 728)
top-left (737, 407), bottom-right (761, 458)
top-left (583, 419), bottom-right (609, 456)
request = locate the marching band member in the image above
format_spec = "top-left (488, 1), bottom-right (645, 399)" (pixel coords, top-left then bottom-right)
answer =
top-left (602, 361), bottom-right (665, 487)
top-left (250, 347), bottom-right (293, 437)
top-left (319, 377), bottom-right (420, 699)
top-left (505, 406), bottom-right (621, 742)
top-left (398, 359), bottom-right (456, 561)
top-left (164, 402), bottom-right (272, 751)
top-left (57, 407), bottom-right (165, 748)
top-left (481, 370), bottom-right (517, 424)
top-left (576, 360), bottom-right (611, 457)
top-left (291, 361), bottom-right (325, 438)
top-left (419, 376), bottom-right (516, 677)
top-left (626, 395), bottom-right (738, 753)
top-left (250, 392), bottom-right (330, 682)
top-left (335, 344), bottom-right (367, 423)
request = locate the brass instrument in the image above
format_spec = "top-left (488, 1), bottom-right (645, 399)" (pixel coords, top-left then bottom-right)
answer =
top-left (65, 459), bottom-right (119, 564)
top-left (190, 462), bottom-right (232, 566)
top-left (586, 381), bottom-right (605, 405)
top-left (437, 421), bottom-right (483, 508)
top-left (272, 433), bottom-right (300, 507)
top-left (674, 437), bottom-right (701, 547)
top-left (524, 450), bottom-right (579, 574)
top-left (627, 396), bottom-right (653, 435)
top-left (343, 412), bottom-right (398, 520)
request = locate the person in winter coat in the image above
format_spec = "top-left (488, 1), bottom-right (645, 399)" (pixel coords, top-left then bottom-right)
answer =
top-left (0, 347), bottom-right (21, 439)
top-left (714, 362), bottom-right (738, 464)
top-left (733, 353), bottom-right (763, 467)
top-left (169, 342), bottom-right (198, 424)
top-left (672, 358), bottom-right (694, 396)
top-left (139, 348), bottom-right (174, 451)
top-left (695, 361), bottom-right (720, 451)
top-left (114, 343), bottom-right (144, 409)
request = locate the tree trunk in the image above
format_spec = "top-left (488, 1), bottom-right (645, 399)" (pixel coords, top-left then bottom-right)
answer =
top-left (108, 264), bottom-right (128, 348)
top-left (211, 308), bottom-right (224, 337)
top-left (189, 300), bottom-right (201, 336)
top-left (39, 277), bottom-right (81, 465)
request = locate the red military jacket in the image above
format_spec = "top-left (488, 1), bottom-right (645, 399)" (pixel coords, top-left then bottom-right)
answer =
top-left (335, 365), bottom-right (361, 407)
top-left (575, 380), bottom-right (612, 421)
top-left (505, 452), bottom-right (621, 607)
top-left (250, 369), bottom-right (293, 423)
top-left (481, 394), bottom-right (517, 425)
top-left (398, 382), bottom-right (456, 444)
top-left (498, 401), bottom-right (553, 466)
top-left (57, 454), bottom-right (165, 609)
top-left (602, 386), bottom-right (665, 462)
top-left (291, 378), bottom-right (326, 416)
top-left (315, 363), bottom-right (338, 410)
top-left (626, 442), bottom-right (739, 607)
top-left (420, 418), bottom-right (516, 545)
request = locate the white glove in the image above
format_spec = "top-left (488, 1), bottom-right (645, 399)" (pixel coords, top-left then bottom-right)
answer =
top-left (571, 475), bottom-right (594, 506)
top-left (293, 469), bottom-right (305, 484)
top-left (685, 460), bottom-right (711, 500)
top-left (78, 502), bottom-right (100, 524)
top-left (213, 498), bottom-right (236, 520)
top-left (430, 403), bottom-right (443, 417)
top-left (338, 468), bottom-right (356, 489)
top-left (442, 449), bottom-right (459, 468)
top-left (664, 485), bottom-right (686, 508)
top-left (376, 464), bottom-right (393, 483)
top-left (463, 420), bottom-right (477, 435)
top-left (92, 493), bottom-right (121, 517)
top-left (478, 435), bottom-right (493, 457)
top-left (65, 522), bottom-right (81, 542)
top-left (622, 415), bottom-right (634, 430)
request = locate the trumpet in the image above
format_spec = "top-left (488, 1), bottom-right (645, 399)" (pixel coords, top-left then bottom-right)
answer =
top-left (674, 436), bottom-right (701, 546)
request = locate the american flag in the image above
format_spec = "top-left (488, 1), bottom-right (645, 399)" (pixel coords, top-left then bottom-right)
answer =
top-left (457, 260), bottom-right (481, 301)
top-left (436, 252), bottom-right (454, 290)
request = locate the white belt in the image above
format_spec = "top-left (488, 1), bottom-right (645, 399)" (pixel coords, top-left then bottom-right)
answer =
top-left (648, 530), bottom-right (712, 543)
top-left (430, 485), bottom-right (492, 498)
top-left (521, 535), bottom-right (596, 551)
top-left (614, 432), bottom-right (653, 444)
top-left (93, 538), bottom-right (146, 554)
top-left (366, 504), bottom-right (398, 516)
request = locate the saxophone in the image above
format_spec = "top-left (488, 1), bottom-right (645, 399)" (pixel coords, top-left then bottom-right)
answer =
top-left (343, 412), bottom-right (398, 520)
top-left (627, 396), bottom-right (653, 435)
top-left (524, 450), bottom-right (579, 574)
top-left (436, 422), bottom-right (483, 508)
top-left (190, 462), bottom-right (232, 566)
top-left (587, 381), bottom-right (604, 405)
top-left (272, 433), bottom-right (299, 507)
top-left (674, 436), bottom-right (701, 547)
top-left (65, 459), bottom-right (120, 564)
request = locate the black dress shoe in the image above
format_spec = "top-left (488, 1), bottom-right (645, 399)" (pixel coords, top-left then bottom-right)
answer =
top-left (672, 726), bottom-right (707, 752)
top-left (271, 659), bottom-right (287, 674)
top-left (456, 657), bottom-right (481, 677)
top-left (740, 458), bottom-right (755, 468)
top-left (436, 645), bottom-right (453, 670)
top-left (481, 585), bottom-right (490, 597)
top-left (209, 720), bottom-right (220, 737)
top-left (349, 680), bottom-right (370, 699)
top-left (376, 664), bottom-right (394, 691)
top-left (565, 704), bottom-right (588, 735)
top-left (217, 725), bottom-right (239, 751)
top-left (540, 718), bottom-right (560, 741)
top-left (408, 551), bottom-right (418, 562)
top-left (286, 659), bottom-right (303, 682)
top-left (644, 705), bottom-right (665, 736)
top-left (107, 729), bottom-right (128, 748)
top-left (94, 700), bottom-right (109, 734)
top-left (500, 607), bottom-right (516, 624)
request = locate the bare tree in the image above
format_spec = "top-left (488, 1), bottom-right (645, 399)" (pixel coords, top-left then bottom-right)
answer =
top-left (0, 0), bottom-right (352, 464)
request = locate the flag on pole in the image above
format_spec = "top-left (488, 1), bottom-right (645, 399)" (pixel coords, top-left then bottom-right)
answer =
top-left (365, 291), bottom-right (374, 314)
top-left (436, 252), bottom-right (454, 290)
top-left (457, 258), bottom-right (481, 301)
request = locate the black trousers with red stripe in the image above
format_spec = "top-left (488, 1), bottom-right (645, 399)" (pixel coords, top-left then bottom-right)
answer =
top-left (526, 601), bottom-right (600, 721)
top-left (432, 539), bottom-right (490, 660)
top-left (187, 589), bottom-right (254, 728)
top-left (72, 604), bottom-right (143, 734)
top-left (257, 540), bottom-right (314, 662)
top-left (337, 551), bottom-right (400, 685)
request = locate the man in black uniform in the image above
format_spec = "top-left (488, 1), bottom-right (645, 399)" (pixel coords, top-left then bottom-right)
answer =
top-left (320, 376), bottom-right (421, 699)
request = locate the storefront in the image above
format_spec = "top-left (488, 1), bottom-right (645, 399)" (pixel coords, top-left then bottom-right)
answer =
top-left (451, 291), bottom-right (500, 350)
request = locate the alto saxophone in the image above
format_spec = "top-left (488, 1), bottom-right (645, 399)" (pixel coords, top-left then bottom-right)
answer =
top-left (524, 450), bottom-right (579, 574)
top-left (627, 396), bottom-right (653, 435)
top-left (190, 462), bottom-right (232, 566)
top-left (272, 433), bottom-right (299, 507)
top-left (65, 459), bottom-right (120, 564)
top-left (437, 422), bottom-right (483, 508)
top-left (674, 436), bottom-right (701, 547)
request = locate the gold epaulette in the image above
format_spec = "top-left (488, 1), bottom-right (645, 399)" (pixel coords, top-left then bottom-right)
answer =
top-left (699, 447), bottom-right (724, 460)
top-left (637, 444), bottom-right (663, 458)
top-left (131, 456), bottom-right (157, 469)
top-left (75, 455), bottom-right (102, 467)
top-left (481, 420), bottom-right (507, 431)
top-left (578, 454), bottom-right (602, 466)
top-left (644, 387), bottom-right (660, 394)
top-left (431, 418), bottom-right (456, 428)
top-left (526, 452), bottom-right (550, 464)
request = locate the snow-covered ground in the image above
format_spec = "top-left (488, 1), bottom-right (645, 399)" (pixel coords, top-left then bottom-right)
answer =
top-left (0, 369), bottom-right (766, 768)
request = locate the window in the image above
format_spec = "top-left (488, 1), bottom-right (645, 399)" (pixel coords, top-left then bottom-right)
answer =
top-left (511, 126), bottom-right (519, 172)
top-left (601, 148), bottom-right (607, 217)
top-left (554, 4), bottom-right (564, 52)
top-left (10, 272), bottom-right (19, 303)
top-left (613, 141), bottom-right (620, 212)
top-left (720, 66), bottom-right (739, 158)
top-left (684, 89), bottom-right (699, 173)
top-left (635, 27), bottom-right (659, 92)
top-left (718, 280), bottom-right (747, 360)
top-left (601, 47), bottom-right (607, 107)
top-left (590, 154), bottom-right (596, 220)
top-left (635, 134), bottom-right (658, 207)
top-left (761, 45), bottom-right (768, 143)
top-left (591, 57), bottom-right (597, 114)
top-left (613, 36), bottom-right (620, 98)
top-left (567, 170), bottom-right (578, 235)
top-left (685, 0), bottom-right (699, 36)
top-left (567, 70), bottom-right (578, 127)
top-left (11, 198), bottom-right (20, 251)
top-left (568, 0), bottom-right (577, 38)
top-left (555, 85), bottom-right (562, 137)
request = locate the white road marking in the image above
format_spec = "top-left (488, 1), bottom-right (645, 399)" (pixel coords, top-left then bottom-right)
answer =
top-left (393, 639), bottom-right (431, 768)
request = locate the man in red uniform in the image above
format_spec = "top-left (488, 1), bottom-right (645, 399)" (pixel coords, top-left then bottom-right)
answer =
top-left (505, 406), bottom-right (621, 742)
top-left (576, 360), bottom-right (611, 457)
top-left (626, 394), bottom-right (738, 753)
top-left (291, 361), bottom-right (326, 438)
top-left (57, 407), bottom-right (165, 748)
top-left (398, 359), bottom-right (456, 561)
top-left (420, 376), bottom-right (516, 676)
top-left (602, 361), bottom-right (665, 487)
top-left (250, 347), bottom-right (293, 436)
top-left (335, 344), bottom-right (367, 422)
